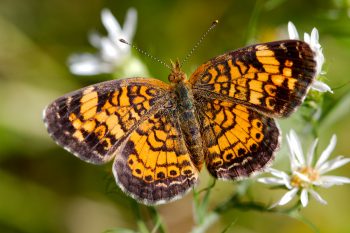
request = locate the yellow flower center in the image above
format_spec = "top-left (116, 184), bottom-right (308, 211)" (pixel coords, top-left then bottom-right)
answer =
top-left (290, 167), bottom-right (319, 188)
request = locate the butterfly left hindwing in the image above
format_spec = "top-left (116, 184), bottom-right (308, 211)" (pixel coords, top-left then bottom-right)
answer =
top-left (113, 107), bottom-right (199, 205)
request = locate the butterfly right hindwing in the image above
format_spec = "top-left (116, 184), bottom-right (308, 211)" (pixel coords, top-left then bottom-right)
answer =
top-left (195, 95), bottom-right (280, 179)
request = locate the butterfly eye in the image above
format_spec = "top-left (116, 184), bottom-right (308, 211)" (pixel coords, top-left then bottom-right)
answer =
top-left (168, 74), bottom-right (176, 83)
top-left (168, 73), bottom-right (182, 83)
top-left (168, 71), bottom-right (187, 83)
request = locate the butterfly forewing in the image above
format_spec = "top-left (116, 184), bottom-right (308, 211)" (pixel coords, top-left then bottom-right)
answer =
top-left (43, 78), bottom-right (170, 164)
top-left (190, 40), bottom-right (317, 117)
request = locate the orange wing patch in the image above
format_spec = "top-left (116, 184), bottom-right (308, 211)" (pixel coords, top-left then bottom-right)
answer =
top-left (113, 108), bottom-right (199, 205)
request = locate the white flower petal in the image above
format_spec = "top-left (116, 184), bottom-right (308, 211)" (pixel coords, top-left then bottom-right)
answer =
top-left (307, 138), bottom-right (318, 166)
top-left (316, 175), bottom-right (350, 187)
top-left (68, 54), bottom-right (111, 75)
top-left (286, 133), bottom-right (299, 170)
top-left (122, 8), bottom-right (137, 41)
top-left (315, 135), bottom-right (337, 169)
top-left (300, 189), bottom-right (309, 207)
top-left (264, 168), bottom-right (292, 189)
top-left (88, 31), bottom-right (103, 49)
top-left (257, 177), bottom-right (285, 185)
top-left (314, 51), bottom-right (325, 77)
top-left (311, 28), bottom-right (319, 47)
top-left (318, 156), bottom-right (350, 174)
top-left (101, 8), bottom-right (122, 40)
top-left (309, 189), bottom-right (327, 205)
top-left (304, 32), bottom-right (311, 44)
top-left (100, 38), bottom-right (121, 60)
top-left (266, 168), bottom-right (289, 178)
top-left (311, 80), bottom-right (333, 93)
top-left (307, 28), bottom-right (325, 77)
top-left (287, 130), bottom-right (305, 166)
top-left (288, 22), bottom-right (299, 40)
top-left (278, 188), bottom-right (298, 206)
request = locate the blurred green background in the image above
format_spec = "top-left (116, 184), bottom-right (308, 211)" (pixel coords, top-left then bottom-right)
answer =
top-left (1, 0), bottom-right (350, 232)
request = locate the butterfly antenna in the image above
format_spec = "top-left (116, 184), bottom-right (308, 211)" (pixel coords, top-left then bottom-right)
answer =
top-left (180, 20), bottom-right (219, 67)
top-left (119, 39), bottom-right (171, 70)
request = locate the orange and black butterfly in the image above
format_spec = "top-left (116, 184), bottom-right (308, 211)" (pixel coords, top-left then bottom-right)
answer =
top-left (44, 24), bottom-right (316, 205)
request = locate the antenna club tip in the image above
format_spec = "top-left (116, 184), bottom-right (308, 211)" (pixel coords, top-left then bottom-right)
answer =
top-left (212, 20), bottom-right (219, 25)
top-left (119, 38), bottom-right (128, 44)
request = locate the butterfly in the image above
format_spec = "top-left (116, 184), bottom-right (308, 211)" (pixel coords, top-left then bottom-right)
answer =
top-left (43, 38), bottom-right (316, 205)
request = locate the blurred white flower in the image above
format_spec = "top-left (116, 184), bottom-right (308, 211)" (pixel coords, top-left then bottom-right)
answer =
top-left (288, 22), bottom-right (332, 93)
top-left (69, 8), bottom-right (148, 76)
top-left (258, 130), bottom-right (350, 208)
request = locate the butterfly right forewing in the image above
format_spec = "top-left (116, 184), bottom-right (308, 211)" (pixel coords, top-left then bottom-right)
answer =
top-left (190, 40), bottom-right (317, 118)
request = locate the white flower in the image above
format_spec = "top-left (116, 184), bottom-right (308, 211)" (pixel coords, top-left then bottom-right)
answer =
top-left (288, 22), bottom-right (332, 93)
top-left (68, 8), bottom-right (147, 76)
top-left (258, 130), bottom-right (350, 208)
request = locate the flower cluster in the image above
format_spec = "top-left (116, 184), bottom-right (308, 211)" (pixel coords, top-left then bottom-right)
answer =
top-left (68, 8), bottom-right (148, 77)
top-left (259, 130), bottom-right (350, 207)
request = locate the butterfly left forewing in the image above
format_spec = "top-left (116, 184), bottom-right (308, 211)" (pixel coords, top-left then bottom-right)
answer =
top-left (43, 78), bottom-right (170, 164)
top-left (190, 40), bottom-right (316, 117)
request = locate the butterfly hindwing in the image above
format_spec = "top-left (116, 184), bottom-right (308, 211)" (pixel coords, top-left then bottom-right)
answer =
top-left (195, 96), bottom-right (280, 179)
top-left (113, 107), bottom-right (199, 205)
top-left (43, 78), bottom-right (170, 164)
top-left (190, 40), bottom-right (316, 117)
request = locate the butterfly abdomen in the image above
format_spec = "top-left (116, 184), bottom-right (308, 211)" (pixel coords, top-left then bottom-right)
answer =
top-left (175, 81), bottom-right (204, 170)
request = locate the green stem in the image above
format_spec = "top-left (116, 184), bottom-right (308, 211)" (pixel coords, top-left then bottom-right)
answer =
top-left (197, 179), bottom-right (216, 195)
top-left (149, 206), bottom-right (167, 233)
top-left (193, 179), bottom-right (216, 224)
top-left (191, 212), bottom-right (220, 233)
top-left (130, 201), bottom-right (150, 233)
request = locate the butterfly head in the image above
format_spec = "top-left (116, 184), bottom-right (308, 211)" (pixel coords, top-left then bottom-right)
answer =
top-left (168, 60), bottom-right (187, 83)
